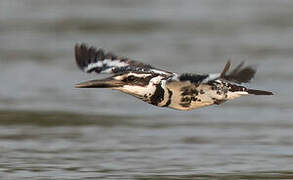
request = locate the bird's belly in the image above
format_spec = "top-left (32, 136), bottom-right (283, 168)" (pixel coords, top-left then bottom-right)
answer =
top-left (168, 94), bottom-right (216, 111)
top-left (166, 84), bottom-right (228, 111)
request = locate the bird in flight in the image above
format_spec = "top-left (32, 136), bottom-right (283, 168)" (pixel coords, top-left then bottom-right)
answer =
top-left (75, 43), bottom-right (273, 111)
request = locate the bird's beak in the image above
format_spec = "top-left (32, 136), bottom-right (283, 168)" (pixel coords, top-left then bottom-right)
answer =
top-left (75, 78), bottom-right (125, 88)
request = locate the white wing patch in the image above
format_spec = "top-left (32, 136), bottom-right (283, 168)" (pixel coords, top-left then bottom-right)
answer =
top-left (202, 73), bottom-right (221, 83)
top-left (150, 69), bottom-right (169, 75)
top-left (84, 59), bottom-right (128, 73)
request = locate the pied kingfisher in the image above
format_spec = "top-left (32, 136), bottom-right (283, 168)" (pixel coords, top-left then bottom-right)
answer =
top-left (75, 43), bottom-right (273, 111)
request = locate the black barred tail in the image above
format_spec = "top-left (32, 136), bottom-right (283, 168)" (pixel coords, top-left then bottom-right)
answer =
top-left (247, 89), bottom-right (273, 95)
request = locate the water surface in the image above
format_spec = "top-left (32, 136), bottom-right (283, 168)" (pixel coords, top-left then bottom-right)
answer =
top-left (0, 0), bottom-right (293, 179)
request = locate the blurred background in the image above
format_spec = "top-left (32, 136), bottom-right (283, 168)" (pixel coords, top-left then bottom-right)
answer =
top-left (0, 0), bottom-right (293, 179)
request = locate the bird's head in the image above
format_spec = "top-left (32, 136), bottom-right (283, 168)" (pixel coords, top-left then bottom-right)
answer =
top-left (75, 72), bottom-right (166, 100)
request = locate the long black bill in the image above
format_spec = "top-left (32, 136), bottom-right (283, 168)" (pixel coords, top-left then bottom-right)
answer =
top-left (75, 78), bottom-right (125, 88)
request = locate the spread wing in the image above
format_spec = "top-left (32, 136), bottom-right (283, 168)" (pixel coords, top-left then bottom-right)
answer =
top-left (75, 43), bottom-right (172, 75)
top-left (176, 61), bottom-right (257, 85)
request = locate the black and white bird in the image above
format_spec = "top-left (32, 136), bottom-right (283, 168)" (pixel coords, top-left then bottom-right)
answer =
top-left (75, 43), bottom-right (273, 111)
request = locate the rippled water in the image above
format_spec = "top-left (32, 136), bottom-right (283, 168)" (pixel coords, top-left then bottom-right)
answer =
top-left (1, 0), bottom-right (293, 179)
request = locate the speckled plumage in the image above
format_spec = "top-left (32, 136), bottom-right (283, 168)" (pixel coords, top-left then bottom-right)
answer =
top-left (75, 43), bottom-right (273, 111)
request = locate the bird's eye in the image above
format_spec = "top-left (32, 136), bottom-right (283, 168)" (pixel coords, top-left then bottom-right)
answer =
top-left (127, 75), bottom-right (136, 81)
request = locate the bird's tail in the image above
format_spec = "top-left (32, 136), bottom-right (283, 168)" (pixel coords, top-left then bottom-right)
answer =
top-left (228, 84), bottom-right (273, 96)
top-left (247, 89), bottom-right (274, 95)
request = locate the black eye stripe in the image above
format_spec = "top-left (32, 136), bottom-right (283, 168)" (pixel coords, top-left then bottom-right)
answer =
top-left (122, 75), bottom-right (156, 86)
top-left (123, 75), bottom-right (136, 82)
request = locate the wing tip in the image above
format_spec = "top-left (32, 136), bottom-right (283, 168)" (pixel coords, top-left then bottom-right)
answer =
top-left (220, 59), bottom-right (231, 78)
top-left (74, 43), bottom-right (107, 72)
top-left (74, 43), bottom-right (89, 71)
top-left (223, 60), bottom-right (257, 84)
